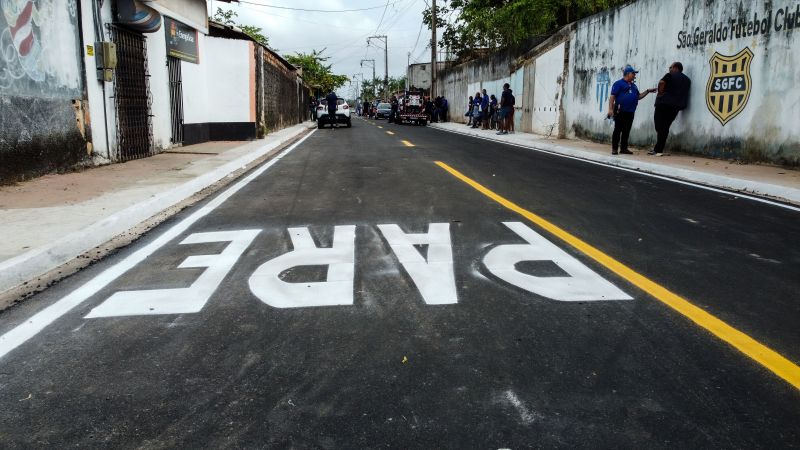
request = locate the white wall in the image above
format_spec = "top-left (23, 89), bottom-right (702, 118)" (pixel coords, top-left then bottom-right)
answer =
top-left (79, 0), bottom-right (118, 161)
top-left (563, 0), bottom-right (800, 162)
top-left (179, 36), bottom-right (252, 126)
top-left (146, 21), bottom-right (173, 150)
top-left (181, 33), bottom-right (209, 124)
top-left (204, 38), bottom-right (252, 123)
top-left (531, 43), bottom-right (565, 136)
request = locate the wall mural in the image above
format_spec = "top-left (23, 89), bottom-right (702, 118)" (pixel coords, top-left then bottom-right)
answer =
top-left (705, 47), bottom-right (753, 126)
top-left (595, 67), bottom-right (609, 112)
top-left (0, 0), bottom-right (82, 96)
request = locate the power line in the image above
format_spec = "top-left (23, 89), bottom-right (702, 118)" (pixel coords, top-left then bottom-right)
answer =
top-left (373, 0), bottom-right (390, 34)
top-left (236, 0), bottom-right (403, 13)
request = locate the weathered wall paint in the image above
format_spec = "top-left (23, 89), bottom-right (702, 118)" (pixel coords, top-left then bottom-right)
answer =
top-left (0, 0), bottom-right (87, 183)
top-left (564, 0), bottom-right (800, 164)
top-left (531, 43), bottom-right (566, 136)
top-left (434, 0), bottom-right (799, 165)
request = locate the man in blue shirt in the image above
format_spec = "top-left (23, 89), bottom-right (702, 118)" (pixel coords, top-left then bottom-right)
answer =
top-left (607, 65), bottom-right (656, 154)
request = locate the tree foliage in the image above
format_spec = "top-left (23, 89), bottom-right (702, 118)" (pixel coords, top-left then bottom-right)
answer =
top-left (359, 76), bottom-right (407, 101)
top-left (283, 50), bottom-right (349, 95)
top-left (212, 8), bottom-right (270, 48)
top-left (425, 0), bottom-right (628, 61)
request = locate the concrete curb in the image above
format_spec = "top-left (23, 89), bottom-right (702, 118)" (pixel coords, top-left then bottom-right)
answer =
top-left (0, 123), bottom-right (314, 295)
top-left (430, 124), bottom-right (800, 207)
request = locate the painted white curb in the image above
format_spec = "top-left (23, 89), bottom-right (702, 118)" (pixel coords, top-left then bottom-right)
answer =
top-left (0, 124), bottom-right (313, 294)
top-left (430, 123), bottom-right (800, 207)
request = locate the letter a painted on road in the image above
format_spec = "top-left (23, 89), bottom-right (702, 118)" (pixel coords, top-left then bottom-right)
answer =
top-left (248, 226), bottom-right (356, 308)
top-left (378, 223), bottom-right (458, 305)
top-left (85, 230), bottom-right (261, 318)
top-left (483, 222), bottom-right (632, 301)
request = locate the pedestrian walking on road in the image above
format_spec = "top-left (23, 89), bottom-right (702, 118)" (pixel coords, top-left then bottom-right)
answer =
top-left (389, 95), bottom-right (399, 123)
top-left (650, 61), bottom-right (691, 156)
top-left (607, 65), bottom-right (656, 154)
top-left (325, 91), bottom-right (338, 129)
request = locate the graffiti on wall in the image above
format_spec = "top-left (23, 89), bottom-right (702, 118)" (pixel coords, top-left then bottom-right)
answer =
top-left (595, 68), bottom-right (609, 112)
top-left (0, 0), bottom-right (81, 96)
top-left (705, 47), bottom-right (753, 126)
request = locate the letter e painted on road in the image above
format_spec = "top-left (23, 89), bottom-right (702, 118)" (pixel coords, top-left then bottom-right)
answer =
top-left (483, 222), bottom-right (632, 301)
top-left (85, 230), bottom-right (261, 318)
top-left (248, 226), bottom-right (356, 308)
top-left (378, 223), bottom-right (458, 305)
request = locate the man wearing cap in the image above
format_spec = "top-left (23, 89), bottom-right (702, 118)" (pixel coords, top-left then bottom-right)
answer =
top-left (607, 65), bottom-right (656, 155)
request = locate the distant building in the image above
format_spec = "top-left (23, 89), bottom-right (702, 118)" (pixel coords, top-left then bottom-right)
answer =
top-left (406, 62), bottom-right (449, 91)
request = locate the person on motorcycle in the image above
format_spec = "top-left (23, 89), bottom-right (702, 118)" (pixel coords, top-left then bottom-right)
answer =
top-left (325, 91), bottom-right (338, 129)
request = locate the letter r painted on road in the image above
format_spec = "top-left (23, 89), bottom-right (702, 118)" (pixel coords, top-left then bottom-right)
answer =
top-left (378, 223), bottom-right (458, 305)
top-left (483, 222), bottom-right (632, 301)
top-left (248, 226), bottom-right (356, 308)
top-left (85, 230), bottom-right (261, 318)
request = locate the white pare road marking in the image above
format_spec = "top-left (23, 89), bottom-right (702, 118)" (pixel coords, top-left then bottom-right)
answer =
top-left (85, 230), bottom-right (260, 318)
top-left (377, 223), bottom-right (457, 305)
top-left (248, 226), bottom-right (356, 308)
top-left (0, 130), bottom-right (315, 360)
top-left (483, 222), bottom-right (632, 301)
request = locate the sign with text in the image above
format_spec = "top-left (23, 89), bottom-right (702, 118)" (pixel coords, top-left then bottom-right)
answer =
top-left (165, 17), bottom-right (199, 64)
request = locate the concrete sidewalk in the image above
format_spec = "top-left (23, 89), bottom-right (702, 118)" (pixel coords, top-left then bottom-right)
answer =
top-left (430, 122), bottom-right (800, 206)
top-left (0, 122), bottom-right (314, 303)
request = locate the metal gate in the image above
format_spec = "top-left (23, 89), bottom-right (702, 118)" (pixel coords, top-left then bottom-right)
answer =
top-left (109, 25), bottom-right (154, 161)
top-left (167, 57), bottom-right (184, 144)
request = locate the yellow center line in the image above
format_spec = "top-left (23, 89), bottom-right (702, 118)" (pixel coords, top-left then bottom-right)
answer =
top-left (402, 140), bottom-right (415, 147)
top-left (386, 131), bottom-right (395, 135)
top-left (434, 160), bottom-right (800, 390)
top-left (377, 126), bottom-right (383, 129)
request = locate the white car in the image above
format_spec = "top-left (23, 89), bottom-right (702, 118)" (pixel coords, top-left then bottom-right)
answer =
top-left (317, 99), bottom-right (352, 128)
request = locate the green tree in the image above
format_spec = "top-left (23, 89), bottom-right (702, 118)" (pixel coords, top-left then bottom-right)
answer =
top-left (212, 8), bottom-right (270, 48)
top-left (425, 0), bottom-right (628, 61)
top-left (284, 50), bottom-right (349, 95)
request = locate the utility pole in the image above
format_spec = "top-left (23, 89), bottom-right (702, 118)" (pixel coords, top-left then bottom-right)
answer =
top-left (360, 59), bottom-right (376, 98)
top-left (407, 52), bottom-right (411, 91)
top-left (368, 35), bottom-right (388, 96)
top-left (431, 0), bottom-right (437, 98)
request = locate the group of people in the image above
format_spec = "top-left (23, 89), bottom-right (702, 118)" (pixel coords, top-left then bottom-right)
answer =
top-left (607, 62), bottom-right (691, 156)
top-left (465, 83), bottom-right (516, 135)
top-left (424, 96), bottom-right (449, 123)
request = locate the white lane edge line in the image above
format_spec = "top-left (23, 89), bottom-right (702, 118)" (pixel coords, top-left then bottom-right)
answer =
top-left (431, 126), bottom-right (800, 213)
top-left (0, 129), bottom-right (317, 360)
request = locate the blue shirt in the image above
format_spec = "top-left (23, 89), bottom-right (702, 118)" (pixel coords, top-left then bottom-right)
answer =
top-left (481, 95), bottom-right (489, 111)
top-left (611, 79), bottom-right (640, 113)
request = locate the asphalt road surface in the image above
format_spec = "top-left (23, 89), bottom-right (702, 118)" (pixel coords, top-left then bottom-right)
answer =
top-left (1, 118), bottom-right (798, 448)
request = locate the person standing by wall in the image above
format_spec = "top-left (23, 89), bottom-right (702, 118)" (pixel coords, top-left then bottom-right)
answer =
top-left (479, 89), bottom-right (490, 129)
top-left (497, 83), bottom-right (513, 135)
top-left (466, 95), bottom-right (474, 126)
top-left (489, 94), bottom-right (498, 130)
top-left (471, 92), bottom-right (483, 128)
top-left (607, 65), bottom-right (656, 154)
top-left (650, 62), bottom-right (691, 156)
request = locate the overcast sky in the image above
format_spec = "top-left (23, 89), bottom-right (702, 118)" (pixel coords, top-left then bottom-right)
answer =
top-left (209, 0), bottom-right (441, 98)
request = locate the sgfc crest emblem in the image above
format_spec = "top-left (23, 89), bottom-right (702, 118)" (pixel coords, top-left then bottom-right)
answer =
top-left (706, 47), bottom-right (753, 126)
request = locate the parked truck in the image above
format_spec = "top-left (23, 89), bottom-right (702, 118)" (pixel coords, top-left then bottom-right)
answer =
top-left (396, 90), bottom-right (427, 126)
